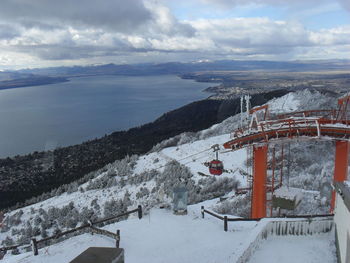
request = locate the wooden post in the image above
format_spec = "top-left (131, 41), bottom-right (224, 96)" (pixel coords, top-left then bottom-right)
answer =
top-left (31, 238), bottom-right (38, 256)
top-left (138, 205), bottom-right (142, 219)
top-left (116, 229), bottom-right (120, 248)
top-left (201, 206), bottom-right (205, 218)
top-left (224, 216), bottom-right (228, 232)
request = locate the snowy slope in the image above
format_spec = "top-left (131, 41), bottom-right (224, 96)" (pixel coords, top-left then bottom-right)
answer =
top-left (136, 134), bottom-right (248, 184)
top-left (2, 203), bottom-right (336, 263)
top-left (3, 202), bottom-right (259, 263)
top-left (0, 89), bottom-right (339, 262)
top-left (268, 92), bottom-right (300, 113)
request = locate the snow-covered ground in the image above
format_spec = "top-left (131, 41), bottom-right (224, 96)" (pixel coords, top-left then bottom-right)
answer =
top-left (248, 233), bottom-right (336, 263)
top-left (2, 203), bottom-right (337, 263)
top-left (3, 202), bottom-right (260, 263)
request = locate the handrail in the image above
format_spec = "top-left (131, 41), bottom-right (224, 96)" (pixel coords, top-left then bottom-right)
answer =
top-left (201, 206), bottom-right (261, 231)
top-left (202, 208), bottom-right (224, 220)
top-left (201, 206), bottom-right (334, 231)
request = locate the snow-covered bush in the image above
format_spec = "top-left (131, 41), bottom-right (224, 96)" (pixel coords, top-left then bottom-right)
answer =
top-left (127, 169), bottom-right (159, 185)
top-left (103, 199), bottom-right (126, 218)
top-left (79, 207), bottom-right (97, 224)
top-left (1, 236), bottom-right (14, 247)
top-left (213, 194), bottom-right (251, 217)
top-left (136, 187), bottom-right (150, 199)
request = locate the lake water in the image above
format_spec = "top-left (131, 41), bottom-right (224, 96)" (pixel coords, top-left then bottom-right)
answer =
top-left (0, 75), bottom-right (210, 157)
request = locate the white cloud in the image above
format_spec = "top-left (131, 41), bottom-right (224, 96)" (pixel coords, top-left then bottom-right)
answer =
top-left (0, 0), bottom-right (152, 33)
top-left (147, 18), bottom-right (350, 55)
top-left (0, 0), bottom-right (349, 68)
top-left (336, 0), bottom-right (350, 12)
top-left (200, 0), bottom-right (336, 9)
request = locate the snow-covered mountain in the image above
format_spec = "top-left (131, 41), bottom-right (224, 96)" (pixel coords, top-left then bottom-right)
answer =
top-left (0, 89), bottom-right (339, 262)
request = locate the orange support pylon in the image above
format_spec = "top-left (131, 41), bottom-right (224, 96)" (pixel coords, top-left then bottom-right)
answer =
top-left (251, 145), bottom-right (268, 219)
top-left (330, 140), bottom-right (349, 212)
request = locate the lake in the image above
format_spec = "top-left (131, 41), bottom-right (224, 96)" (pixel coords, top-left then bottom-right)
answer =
top-left (0, 75), bottom-right (210, 157)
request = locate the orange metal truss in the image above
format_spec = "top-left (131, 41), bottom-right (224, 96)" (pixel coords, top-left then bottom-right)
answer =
top-left (224, 118), bottom-right (350, 151)
top-left (223, 99), bottom-right (350, 218)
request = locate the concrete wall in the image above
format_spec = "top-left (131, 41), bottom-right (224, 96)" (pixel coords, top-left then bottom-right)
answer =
top-left (334, 191), bottom-right (350, 263)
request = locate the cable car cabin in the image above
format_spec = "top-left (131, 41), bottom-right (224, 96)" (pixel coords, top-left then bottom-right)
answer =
top-left (209, 160), bottom-right (224, 175)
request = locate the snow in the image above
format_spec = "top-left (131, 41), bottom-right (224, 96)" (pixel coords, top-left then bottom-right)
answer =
top-left (2, 234), bottom-right (113, 263)
top-left (345, 181), bottom-right (350, 188)
top-left (247, 233), bottom-right (336, 263)
top-left (3, 206), bottom-right (336, 263)
top-left (274, 186), bottom-right (303, 203)
top-left (2, 203), bottom-right (259, 263)
top-left (268, 92), bottom-right (300, 114)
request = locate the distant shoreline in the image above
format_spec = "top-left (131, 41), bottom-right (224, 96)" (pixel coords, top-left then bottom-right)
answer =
top-left (0, 76), bottom-right (69, 90)
top-left (0, 74), bottom-right (213, 159)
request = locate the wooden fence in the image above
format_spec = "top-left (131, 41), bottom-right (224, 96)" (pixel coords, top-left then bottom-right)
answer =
top-left (0, 205), bottom-right (142, 257)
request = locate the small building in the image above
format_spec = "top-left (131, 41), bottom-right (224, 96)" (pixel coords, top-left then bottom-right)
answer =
top-left (173, 186), bottom-right (188, 215)
top-left (334, 181), bottom-right (350, 263)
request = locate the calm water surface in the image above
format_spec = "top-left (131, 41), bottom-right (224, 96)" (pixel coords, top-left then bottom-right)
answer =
top-left (0, 75), bottom-right (209, 157)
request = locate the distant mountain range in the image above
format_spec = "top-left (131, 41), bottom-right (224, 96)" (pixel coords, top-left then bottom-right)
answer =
top-left (1, 59), bottom-right (349, 89)
top-left (17, 59), bottom-right (350, 77)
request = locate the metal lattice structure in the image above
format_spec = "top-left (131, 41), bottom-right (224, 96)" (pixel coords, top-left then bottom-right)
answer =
top-left (223, 94), bottom-right (350, 218)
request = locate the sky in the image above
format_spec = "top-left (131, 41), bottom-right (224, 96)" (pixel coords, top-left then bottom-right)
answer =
top-left (0, 0), bottom-right (349, 69)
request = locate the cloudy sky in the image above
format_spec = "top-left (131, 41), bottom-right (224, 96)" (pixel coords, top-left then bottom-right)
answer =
top-left (0, 0), bottom-right (349, 69)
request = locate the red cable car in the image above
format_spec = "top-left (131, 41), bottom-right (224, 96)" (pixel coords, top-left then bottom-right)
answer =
top-left (209, 159), bottom-right (224, 175)
top-left (208, 144), bottom-right (224, 175)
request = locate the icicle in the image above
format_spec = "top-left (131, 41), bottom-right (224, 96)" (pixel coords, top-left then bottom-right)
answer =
top-left (274, 221), bottom-right (278, 236)
top-left (285, 221), bottom-right (289, 236)
top-left (322, 221), bottom-right (326, 233)
top-left (302, 221), bottom-right (306, 235)
top-left (286, 222), bottom-right (290, 235)
top-left (315, 221), bottom-right (318, 234)
top-left (291, 222), bottom-right (295, 235)
top-left (297, 221), bottom-right (301, 236)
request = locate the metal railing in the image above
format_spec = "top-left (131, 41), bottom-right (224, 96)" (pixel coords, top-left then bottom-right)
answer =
top-left (201, 206), bottom-right (333, 232)
top-left (201, 206), bottom-right (260, 231)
